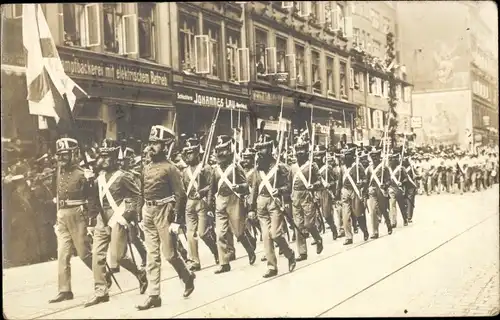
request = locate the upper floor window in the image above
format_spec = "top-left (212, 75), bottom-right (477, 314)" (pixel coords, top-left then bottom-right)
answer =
top-left (353, 28), bottom-right (360, 46)
top-left (103, 3), bottom-right (122, 54)
top-left (370, 9), bottom-right (379, 29)
top-left (138, 3), bottom-right (156, 60)
top-left (4, 4), bottom-right (22, 19)
top-left (311, 50), bottom-right (321, 94)
top-left (203, 22), bottom-right (221, 79)
top-left (255, 28), bottom-right (268, 80)
top-left (62, 4), bottom-right (100, 48)
top-left (179, 14), bottom-right (197, 74)
top-left (340, 61), bottom-right (347, 99)
top-left (276, 35), bottom-right (294, 85)
top-left (226, 28), bottom-right (240, 82)
top-left (382, 17), bottom-right (390, 34)
top-left (326, 56), bottom-right (335, 97)
top-left (373, 40), bottom-right (381, 58)
top-left (295, 44), bottom-right (306, 90)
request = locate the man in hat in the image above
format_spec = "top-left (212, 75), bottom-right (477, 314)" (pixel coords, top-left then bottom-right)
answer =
top-left (211, 135), bottom-right (256, 274)
top-left (313, 144), bottom-right (339, 240)
top-left (336, 147), bottom-right (370, 245)
top-left (118, 146), bottom-right (148, 269)
top-left (181, 134), bottom-right (219, 271)
top-left (48, 138), bottom-right (102, 304)
top-left (84, 139), bottom-right (148, 308)
top-left (249, 134), bottom-right (296, 278)
top-left (289, 133), bottom-right (324, 261)
top-left (387, 149), bottom-right (409, 228)
top-left (366, 148), bottom-right (392, 239)
top-left (240, 147), bottom-right (263, 244)
top-left (137, 125), bottom-right (196, 311)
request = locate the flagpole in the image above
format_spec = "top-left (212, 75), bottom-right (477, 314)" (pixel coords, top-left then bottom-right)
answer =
top-left (33, 4), bottom-right (88, 165)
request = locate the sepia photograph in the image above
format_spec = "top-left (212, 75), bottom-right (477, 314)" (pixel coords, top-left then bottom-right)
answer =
top-left (1, 1), bottom-right (499, 318)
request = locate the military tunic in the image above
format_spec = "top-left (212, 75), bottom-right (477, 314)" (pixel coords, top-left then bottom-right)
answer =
top-left (366, 161), bottom-right (392, 235)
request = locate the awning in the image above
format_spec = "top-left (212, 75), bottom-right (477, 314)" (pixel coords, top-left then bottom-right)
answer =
top-left (100, 97), bottom-right (175, 109)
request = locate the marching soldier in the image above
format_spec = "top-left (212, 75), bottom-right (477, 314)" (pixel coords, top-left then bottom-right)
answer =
top-left (387, 149), bottom-right (409, 228)
top-left (336, 147), bottom-right (370, 245)
top-left (313, 145), bottom-right (339, 240)
top-left (249, 134), bottom-right (296, 278)
top-left (137, 125), bottom-right (196, 311)
top-left (211, 135), bottom-right (256, 274)
top-left (84, 139), bottom-right (147, 308)
top-left (120, 146), bottom-right (148, 269)
top-left (332, 150), bottom-right (345, 238)
top-left (290, 133), bottom-right (324, 260)
top-left (240, 147), bottom-right (263, 243)
top-left (403, 151), bottom-right (418, 223)
top-left (49, 138), bottom-right (103, 304)
top-left (366, 148), bottom-right (393, 239)
top-left (181, 134), bottom-right (219, 271)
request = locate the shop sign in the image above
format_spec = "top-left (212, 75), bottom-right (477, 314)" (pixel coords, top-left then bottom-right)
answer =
top-left (58, 50), bottom-right (170, 89)
top-left (176, 88), bottom-right (248, 110)
top-left (252, 90), bottom-right (295, 107)
top-left (314, 123), bottom-right (330, 134)
top-left (411, 116), bottom-right (422, 129)
top-left (257, 118), bottom-right (289, 131)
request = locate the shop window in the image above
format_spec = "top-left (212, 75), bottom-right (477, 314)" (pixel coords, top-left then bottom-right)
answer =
top-left (326, 57), bottom-right (335, 97)
top-left (339, 61), bottom-right (347, 99)
top-left (203, 22), bottom-right (221, 79)
top-left (255, 28), bottom-right (268, 80)
top-left (312, 50), bottom-right (321, 94)
top-left (226, 29), bottom-right (240, 82)
top-left (179, 14), bottom-right (197, 74)
top-left (138, 3), bottom-right (156, 60)
top-left (295, 44), bottom-right (306, 90)
top-left (62, 4), bottom-right (100, 48)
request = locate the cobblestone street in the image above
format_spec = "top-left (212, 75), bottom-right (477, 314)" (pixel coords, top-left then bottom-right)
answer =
top-left (3, 186), bottom-right (499, 319)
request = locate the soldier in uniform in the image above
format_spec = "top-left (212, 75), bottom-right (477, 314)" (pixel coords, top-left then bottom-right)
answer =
top-left (249, 134), bottom-right (296, 277)
top-left (366, 148), bottom-right (392, 239)
top-left (49, 138), bottom-right (103, 304)
top-left (240, 147), bottom-right (263, 243)
top-left (290, 134), bottom-right (324, 260)
top-left (387, 149), bottom-right (409, 228)
top-left (137, 126), bottom-right (196, 311)
top-left (84, 139), bottom-right (148, 307)
top-left (403, 152), bottom-right (418, 223)
top-left (211, 135), bottom-right (256, 274)
top-left (336, 147), bottom-right (370, 245)
top-left (313, 145), bottom-right (338, 240)
top-left (181, 134), bottom-right (219, 271)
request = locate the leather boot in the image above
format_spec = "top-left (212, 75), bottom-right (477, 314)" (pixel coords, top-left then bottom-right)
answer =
top-left (48, 291), bottom-right (73, 303)
top-left (83, 294), bottom-right (109, 308)
top-left (214, 264), bottom-right (231, 274)
top-left (296, 254), bottom-right (307, 262)
top-left (238, 233), bottom-right (256, 265)
top-left (316, 238), bottom-right (324, 254)
top-left (263, 269), bottom-right (278, 278)
top-left (183, 272), bottom-right (196, 298)
top-left (343, 239), bottom-right (353, 245)
top-left (288, 253), bottom-right (296, 272)
top-left (136, 295), bottom-right (161, 311)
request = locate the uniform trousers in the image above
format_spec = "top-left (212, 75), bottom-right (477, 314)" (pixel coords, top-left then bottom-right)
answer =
top-left (185, 198), bottom-right (218, 266)
top-left (56, 205), bottom-right (92, 293)
top-left (388, 186), bottom-right (408, 226)
top-left (92, 213), bottom-right (140, 297)
top-left (367, 187), bottom-right (391, 235)
top-left (142, 203), bottom-right (191, 296)
top-left (292, 190), bottom-right (322, 255)
top-left (340, 188), bottom-right (368, 240)
top-left (215, 194), bottom-right (255, 265)
top-left (318, 189), bottom-right (337, 233)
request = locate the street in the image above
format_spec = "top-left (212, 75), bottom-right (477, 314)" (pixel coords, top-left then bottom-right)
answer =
top-left (3, 185), bottom-right (499, 319)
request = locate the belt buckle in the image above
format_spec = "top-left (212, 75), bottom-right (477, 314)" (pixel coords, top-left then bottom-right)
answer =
top-left (59, 200), bottom-right (65, 207)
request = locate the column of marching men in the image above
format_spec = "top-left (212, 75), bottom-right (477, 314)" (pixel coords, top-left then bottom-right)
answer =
top-left (44, 123), bottom-right (499, 311)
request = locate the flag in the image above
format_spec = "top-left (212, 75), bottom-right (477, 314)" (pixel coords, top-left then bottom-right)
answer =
top-left (22, 4), bottom-right (87, 131)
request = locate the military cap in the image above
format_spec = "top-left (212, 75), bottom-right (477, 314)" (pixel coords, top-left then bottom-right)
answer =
top-left (182, 134), bottom-right (201, 153)
top-left (342, 147), bottom-right (356, 158)
top-left (369, 149), bottom-right (382, 158)
top-left (254, 134), bottom-right (275, 150)
top-left (242, 147), bottom-right (257, 158)
top-left (56, 137), bottom-right (78, 154)
top-left (99, 138), bottom-right (120, 156)
top-left (149, 125), bottom-right (175, 142)
top-left (313, 144), bottom-right (327, 155)
top-left (214, 135), bottom-right (234, 151)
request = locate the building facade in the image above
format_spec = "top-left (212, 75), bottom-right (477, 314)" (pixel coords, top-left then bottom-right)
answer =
top-left (2, 2), bottom-right (413, 150)
top-left (397, 1), bottom-right (498, 149)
